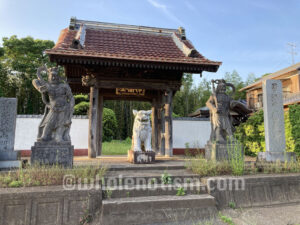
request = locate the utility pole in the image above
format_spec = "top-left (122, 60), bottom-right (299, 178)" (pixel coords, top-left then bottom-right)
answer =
top-left (287, 42), bottom-right (297, 65)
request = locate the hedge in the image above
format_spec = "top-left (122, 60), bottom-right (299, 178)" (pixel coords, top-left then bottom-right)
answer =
top-left (235, 104), bottom-right (300, 156)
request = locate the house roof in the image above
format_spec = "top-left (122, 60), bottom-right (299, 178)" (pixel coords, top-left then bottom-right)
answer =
top-left (46, 18), bottom-right (221, 73)
top-left (240, 62), bottom-right (300, 91)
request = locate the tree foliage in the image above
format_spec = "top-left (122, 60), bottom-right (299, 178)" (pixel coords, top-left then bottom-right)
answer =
top-left (288, 104), bottom-right (300, 156)
top-left (173, 74), bottom-right (211, 117)
top-left (0, 35), bottom-right (55, 114)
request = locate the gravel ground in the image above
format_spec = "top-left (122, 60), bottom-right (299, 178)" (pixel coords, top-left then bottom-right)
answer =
top-left (221, 203), bottom-right (300, 225)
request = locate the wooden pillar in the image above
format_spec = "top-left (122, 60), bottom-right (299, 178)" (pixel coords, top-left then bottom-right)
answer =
top-left (157, 99), bottom-right (162, 155)
top-left (98, 94), bottom-right (104, 156)
top-left (88, 87), bottom-right (103, 158)
top-left (159, 93), bottom-right (165, 156)
top-left (164, 90), bottom-right (173, 157)
top-left (151, 98), bottom-right (159, 154)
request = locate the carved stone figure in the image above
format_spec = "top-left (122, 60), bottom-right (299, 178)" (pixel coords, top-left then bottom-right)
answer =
top-left (132, 110), bottom-right (152, 152)
top-left (32, 66), bottom-right (75, 143)
top-left (31, 66), bottom-right (74, 167)
top-left (206, 79), bottom-right (251, 143)
top-left (206, 79), bottom-right (235, 142)
top-left (205, 79), bottom-right (251, 161)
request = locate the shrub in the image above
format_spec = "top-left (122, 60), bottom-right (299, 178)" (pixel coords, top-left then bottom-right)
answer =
top-left (235, 106), bottom-right (299, 156)
top-left (74, 94), bottom-right (89, 105)
top-left (73, 104), bottom-right (118, 142)
top-left (235, 110), bottom-right (264, 156)
top-left (74, 101), bottom-right (90, 115)
top-left (172, 112), bottom-right (180, 118)
top-left (289, 104), bottom-right (300, 156)
top-left (102, 108), bottom-right (118, 142)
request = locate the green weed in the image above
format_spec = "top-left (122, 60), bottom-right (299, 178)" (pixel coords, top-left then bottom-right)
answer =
top-left (176, 187), bottom-right (186, 196)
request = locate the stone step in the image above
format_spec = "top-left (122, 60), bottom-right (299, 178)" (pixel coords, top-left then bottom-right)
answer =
top-left (106, 161), bottom-right (186, 171)
top-left (103, 172), bottom-right (200, 186)
top-left (102, 182), bottom-right (207, 199)
top-left (100, 194), bottom-right (217, 225)
top-left (105, 169), bottom-right (196, 177)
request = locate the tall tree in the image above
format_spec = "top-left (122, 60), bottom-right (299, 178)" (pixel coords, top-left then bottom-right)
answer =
top-left (245, 73), bottom-right (257, 86)
top-left (223, 70), bottom-right (246, 100)
top-left (196, 78), bottom-right (211, 108)
top-left (173, 73), bottom-right (199, 116)
top-left (0, 35), bottom-right (54, 114)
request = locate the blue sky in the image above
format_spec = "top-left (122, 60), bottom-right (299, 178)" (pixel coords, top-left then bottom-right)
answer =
top-left (0, 0), bottom-right (299, 84)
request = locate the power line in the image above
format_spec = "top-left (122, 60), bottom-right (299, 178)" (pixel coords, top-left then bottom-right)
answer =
top-left (287, 42), bottom-right (297, 65)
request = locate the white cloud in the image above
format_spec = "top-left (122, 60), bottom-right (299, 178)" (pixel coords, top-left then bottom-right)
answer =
top-left (185, 1), bottom-right (196, 12)
top-left (147, 0), bottom-right (184, 26)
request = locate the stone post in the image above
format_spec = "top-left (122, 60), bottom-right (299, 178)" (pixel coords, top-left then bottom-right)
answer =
top-left (258, 80), bottom-right (295, 162)
top-left (0, 98), bottom-right (20, 169)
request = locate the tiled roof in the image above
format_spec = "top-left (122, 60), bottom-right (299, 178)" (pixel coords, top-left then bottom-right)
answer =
top-left (240, 62), bottom-right (300, 91)
top-left (46, 18), bottom-right (221, 72)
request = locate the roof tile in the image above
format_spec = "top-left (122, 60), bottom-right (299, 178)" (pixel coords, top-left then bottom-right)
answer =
top-left (47, 20), bottom-right (221, 70)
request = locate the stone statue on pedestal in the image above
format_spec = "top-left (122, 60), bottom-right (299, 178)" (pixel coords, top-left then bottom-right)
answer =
top-left (128, 110), bottom-right (155, 164)
top-left (205, 79), bottom-right (251, 160)
top-left (32, 66), bottom-right (75, 142)
top-left (31, 66), bottom-right (74, 167)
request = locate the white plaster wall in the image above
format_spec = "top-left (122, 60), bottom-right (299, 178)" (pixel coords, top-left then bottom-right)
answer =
top-left (15, 118), bottom-right (40, 150)
top-left (15, 117), bottom-right (89, 150)
top-left (15, 117), bottom-right (210, 150)
top-left (172, 120), bottom-right (211, 149)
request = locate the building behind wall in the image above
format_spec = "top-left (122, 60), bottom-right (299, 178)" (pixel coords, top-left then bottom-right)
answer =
top-left (241, 62), bottom-right (300, 111)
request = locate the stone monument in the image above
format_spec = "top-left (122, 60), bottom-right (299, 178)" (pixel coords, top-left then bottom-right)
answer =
top-left (0, 98), bottom-right (21, 169)
top-left (258, 80), bottom-right (295, 162)
top-left (128, 110), bottom-right (155, 164)
top-left (31, 66), bottom-right (74, 167)
top-left (205, 79), bottom-right (251, 161)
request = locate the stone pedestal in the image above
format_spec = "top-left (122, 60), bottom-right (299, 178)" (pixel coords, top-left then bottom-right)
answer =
top-left (205, 141), bottom-right (243, 161)
top-left (128, 150), bottom-right (155, 164)
top-left (31, 141), bottom-right (73, 167)
top-left (257, 151), bottom-right (296, 162)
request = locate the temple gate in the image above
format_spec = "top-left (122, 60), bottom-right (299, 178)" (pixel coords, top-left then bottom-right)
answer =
top-left (46, 18), bottom-right (221, 158)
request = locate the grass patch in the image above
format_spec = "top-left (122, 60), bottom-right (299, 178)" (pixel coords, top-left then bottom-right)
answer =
top-left (186, 155), bottom-right (300, 177)
top-left (218, 212), bottom-right (235, 225)
top-left (102, 138), bottom-right (131, 155)
top-left (186, 156), bottom-right (232, 176)
top-left (0, 164), bottom-right (106, 188)
top-left (227, 138), bottom-right (244, 176)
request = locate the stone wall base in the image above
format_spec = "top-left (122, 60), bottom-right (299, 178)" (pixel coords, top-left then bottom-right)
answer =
top-left (257, 151), bottom-right (296, 162)
top-left (205, 141), bottom-right (244, 161)
top-left (0, 160), bottom-right (21, 169)
top-left (31, 141), bottom-right (73, 167)
top-left (0, 186), bottom-right (101, 225)
top-left (128, 150), bottom-right (155, 164)
top-left (202, 174), bottom-right (300, 209)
